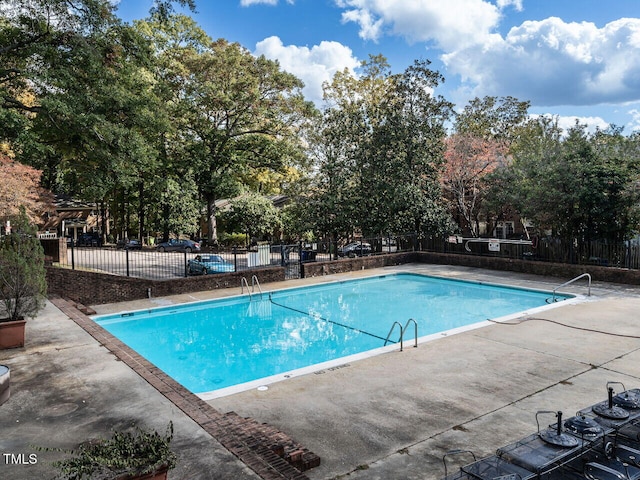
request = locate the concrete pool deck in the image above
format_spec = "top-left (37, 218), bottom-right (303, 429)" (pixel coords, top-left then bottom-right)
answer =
top-left (2, 263), bottom-right (640, 479)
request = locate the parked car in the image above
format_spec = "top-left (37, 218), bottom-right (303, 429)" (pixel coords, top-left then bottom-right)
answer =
top-left (75, 232), bottom-right (102, 247)
top-left (337, 242), bottom-right (372, 257)
top-left (187, 255), bottom-right (235, 275)
top-left (117, 239), bottom-right (142, 250)
top-left (156, 239), bottom-right (201, 253)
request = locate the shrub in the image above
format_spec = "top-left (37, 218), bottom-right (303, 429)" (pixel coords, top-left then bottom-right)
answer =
top-left (219, 232), bottom-right (248, 247)
top-left (41, 422), bottom-right (177, 479)
top-left (0, 208), bottom-right (47, 321)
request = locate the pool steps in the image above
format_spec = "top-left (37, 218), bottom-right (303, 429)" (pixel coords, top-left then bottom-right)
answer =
top-left (384, 319), bottom-right (418, 351)
top-left (240, 275), bottom-right (264, 300)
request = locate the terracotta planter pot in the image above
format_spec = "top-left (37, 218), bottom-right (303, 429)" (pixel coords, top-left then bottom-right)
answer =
top-left (0, 318), bottom-right (26, 349)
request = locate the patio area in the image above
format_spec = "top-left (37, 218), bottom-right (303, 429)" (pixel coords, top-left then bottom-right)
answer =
top-left (2, 264), bottom-right (640, 479)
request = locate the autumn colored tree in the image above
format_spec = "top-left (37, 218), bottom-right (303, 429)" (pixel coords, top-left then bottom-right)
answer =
top-left (0, 154), bottom-right (54, 224)
top-left (442, 134), bottom-right (506, 236)
top-left (447, 96), bottom-right (530, 237)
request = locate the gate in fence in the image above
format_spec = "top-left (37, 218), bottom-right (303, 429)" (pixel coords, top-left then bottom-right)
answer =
top-left (278, 244), bottom-right (301, 280)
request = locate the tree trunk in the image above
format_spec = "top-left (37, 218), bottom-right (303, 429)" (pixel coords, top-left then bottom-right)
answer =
top-left (138, 180), bottom-right (145, 244)
top-left (100, 199), bottom-right (109, 241)
top-left (206, 195), bottom-right (218, 243)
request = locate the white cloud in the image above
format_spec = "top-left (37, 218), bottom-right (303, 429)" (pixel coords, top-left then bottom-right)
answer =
top-left (335, 0), bottom-right (500, 50)
top-left (496, 0), bottom-right (523, 11)
top-left (241, 0), bottom-right (276, 5)
top-left (333, 1), bottom-right (640, 109)
top-left (556, 115), bottom-right (610, 134)
top-left (530, 114), bottom-right (610, 136)
top-left (629, 109), bottom-right (640, 132)
top-left (254, 36), bottom-right (359, 105)
top-left (444, 17), bottom-right (640, 106)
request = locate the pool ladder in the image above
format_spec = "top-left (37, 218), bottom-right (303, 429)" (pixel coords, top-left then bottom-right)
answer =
top-left (384, 319), bottom-right (418, 351)
top-left (241, 275), bottom-right (263, 300)
top-left (548, 273), bottom-right (591, 303)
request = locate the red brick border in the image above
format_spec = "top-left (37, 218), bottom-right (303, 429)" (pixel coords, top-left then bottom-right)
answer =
top-left (50, 297), bottom-right (319, 480)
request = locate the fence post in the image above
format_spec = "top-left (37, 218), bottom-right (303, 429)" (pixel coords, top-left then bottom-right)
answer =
top-left (184, 250), bottom-right (188, 277)
top-left (233, 246), bottom-right (238, 272)
top-left (126, 248), bottom-right (130, 277)
top-left (299, 240), bottom-right (304, 278)
top-left (70, 239), bottom-right (75, 270)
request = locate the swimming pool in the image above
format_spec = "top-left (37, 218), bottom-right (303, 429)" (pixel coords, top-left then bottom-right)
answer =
top-left (94, 273), bottom-right (574, 398)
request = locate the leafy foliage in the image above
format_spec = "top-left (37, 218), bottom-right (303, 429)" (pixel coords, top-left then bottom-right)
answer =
top-left (306, 55), bottom-right (454, 240)
top-left (178, 38), bottom-right (316, 240)
top-left (3, 2), bottom-right (640, 248)
top-left (221, 192), bottom-right (282, 241)
top-left (43, 422), bottom-right (176, 480)
top-left (0, 154), bottom-right (54, 223)
top-left (488, 119), bottom-right (640, 243)
top-left (0, 208), bottom-right (47, 321)
top-left (442, 134), bottom-right (506, 236)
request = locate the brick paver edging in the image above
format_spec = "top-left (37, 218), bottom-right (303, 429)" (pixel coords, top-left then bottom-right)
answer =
top-left (50, 297), bottom-right (318, 480)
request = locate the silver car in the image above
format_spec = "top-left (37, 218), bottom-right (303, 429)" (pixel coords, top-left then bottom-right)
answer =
top-left (155, 239), bottom-right (201, 253)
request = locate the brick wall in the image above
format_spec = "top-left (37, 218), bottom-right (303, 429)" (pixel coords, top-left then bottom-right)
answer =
top-left (302, 251), bottom-right (640, 285)
top-left (415, 251), bottom-right (640, 284)
top-left (302, 252), bottom-right (417, 277)
top-left (46, 250), bottom-right (640, 306)
top-left (46, 266), bottom-right (285, 306)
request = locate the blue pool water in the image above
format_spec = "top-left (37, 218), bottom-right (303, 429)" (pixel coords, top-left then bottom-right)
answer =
top-left (94, 273), bottom-right (571, 395)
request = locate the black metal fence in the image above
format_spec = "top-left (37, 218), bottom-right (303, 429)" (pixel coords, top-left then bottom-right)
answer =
top-left (60, 241), bottom-right (307, 280)
top-left (435, 236), bottom-right (640, 269)
top-left (56, 234), bottom-right (640, 281)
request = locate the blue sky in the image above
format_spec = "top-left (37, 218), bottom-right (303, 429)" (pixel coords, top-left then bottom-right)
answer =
top-left (114, 0), bottom-right (640, 134)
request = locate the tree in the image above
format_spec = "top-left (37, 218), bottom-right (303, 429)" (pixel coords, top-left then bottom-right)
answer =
top-left (0, 154), bottom-right (54, 223)
top-left (178, 39), bottom-right (316, 242)
top-left (308, 55), bottom-right (454, 241)
top-left (0, 208), bottom-right (47, 321)
top-left (490, 118), bottom-right (640, 243)
top-left (447, 96), bottom-right (530, 236)
top-left (442, 134), bottom-right (505, 236)
top-left (454, 96), bottom-right (530, 147)
top-left (1, 1), bottom-right (196, 242)
top-left (221, 193), bottom-right (282, 243)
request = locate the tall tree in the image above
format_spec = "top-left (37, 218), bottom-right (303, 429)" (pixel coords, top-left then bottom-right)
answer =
top-left (442, 134), bottom-right (505, 237)
top-left (450, 96), bottom-right (530, 236)
top-left (490, 118), bottom-right (640, 243)
top-left (178, 39), bottom-right (316, 242)
top-left (308, 55), bottom-right (454, 240)
top-left (1, 1), bottom-right (196, 241)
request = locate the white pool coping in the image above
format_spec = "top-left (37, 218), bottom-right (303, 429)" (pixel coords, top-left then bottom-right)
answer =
top-left (197, 292), bottom-right (588, 400)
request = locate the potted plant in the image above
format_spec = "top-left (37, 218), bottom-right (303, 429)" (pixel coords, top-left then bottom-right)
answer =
top-left (42, 422), bottom-right (177, 480)
top-left (0, 208), bottom-right (47, 349)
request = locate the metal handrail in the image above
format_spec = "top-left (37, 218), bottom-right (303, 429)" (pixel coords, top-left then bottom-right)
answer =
top-left (240, 277), bottom-right (251, 299)
top-left (403, 318), bottom-right (418, 350)
top-left (251, 275), bottom-right (263, 299)
top-left (550, 273), bottom-right (591, 302)
top-left (384, 320), bottom-right (419, 351)
top-left (384, 321), bottom-right (403, 347)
